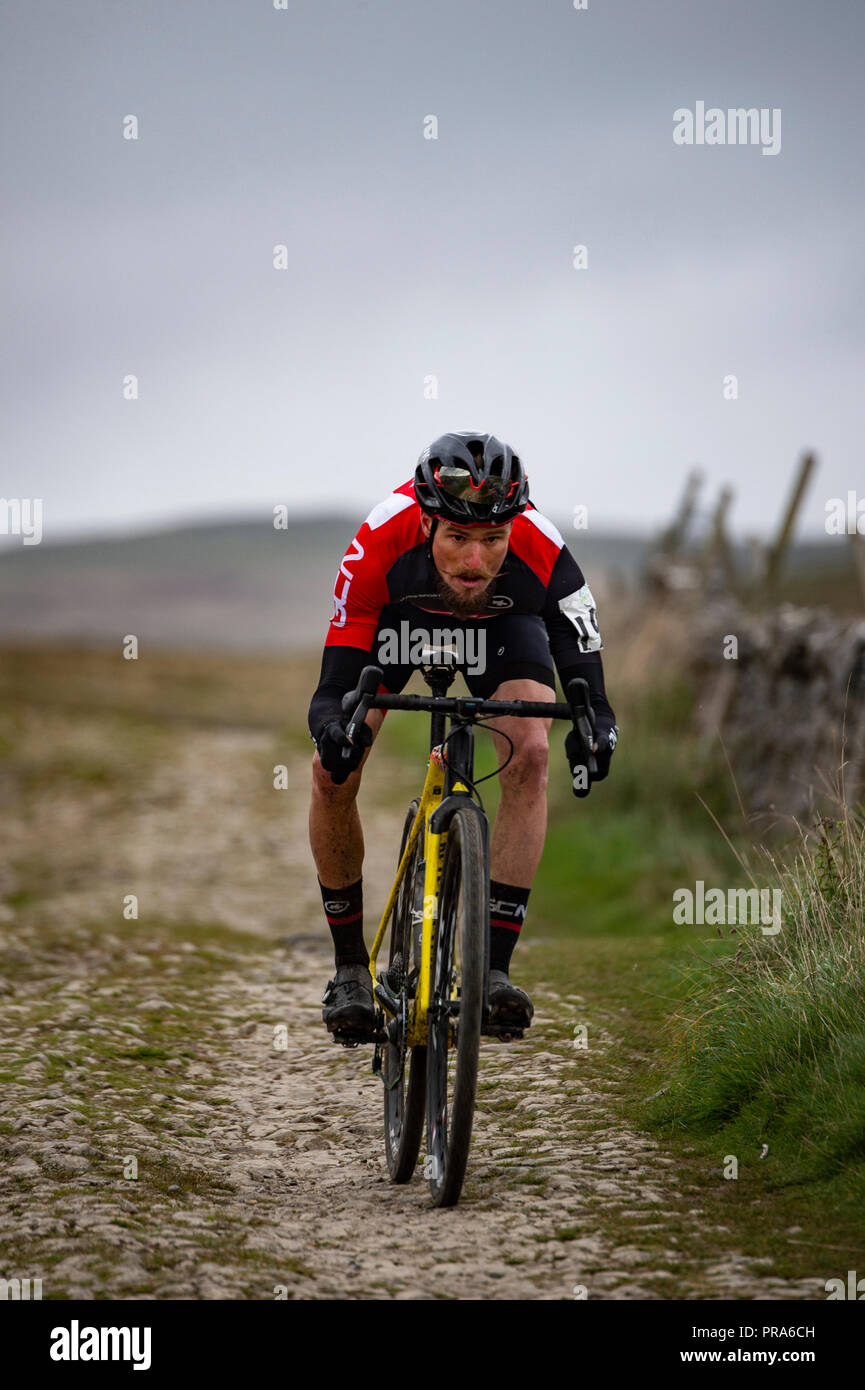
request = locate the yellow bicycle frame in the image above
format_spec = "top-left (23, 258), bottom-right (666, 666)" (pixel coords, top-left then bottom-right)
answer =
top-left (367, 751), bottom-right (471, 1048)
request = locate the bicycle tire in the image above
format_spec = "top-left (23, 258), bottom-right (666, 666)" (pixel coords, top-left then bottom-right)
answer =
top-left (425, 803), bottom-right (486, 1207)
top-left (383, 799), bottom-right (427, 1182)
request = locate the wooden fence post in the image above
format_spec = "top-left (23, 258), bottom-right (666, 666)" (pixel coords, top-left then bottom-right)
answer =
top-left (849, 528), bottom-right (865, 611)
top-left (763, 452), bottom-right (817, 601)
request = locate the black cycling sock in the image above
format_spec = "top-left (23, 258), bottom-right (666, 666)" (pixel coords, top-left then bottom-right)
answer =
top-left (489, 879), bottom-right (530, 974)
top-left (319, 877), bottom-right (368, 967)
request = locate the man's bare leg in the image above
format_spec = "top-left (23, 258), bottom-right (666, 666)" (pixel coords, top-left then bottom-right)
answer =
top-left (485, 678), bottom-right (554, 888)
top-left (310, 710), bottom-right (384, 1031)
top-left (308, 709), bottom-right (384, 887)
top-left (480, 678), bottom-right (553, 1022)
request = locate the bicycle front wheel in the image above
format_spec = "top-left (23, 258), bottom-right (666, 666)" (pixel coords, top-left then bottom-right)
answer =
top-left (425, 804), bottom-right (487, 1207)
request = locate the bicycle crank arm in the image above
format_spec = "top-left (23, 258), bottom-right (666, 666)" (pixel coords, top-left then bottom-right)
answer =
top-left (373, 980), bottom-right (400, 1017)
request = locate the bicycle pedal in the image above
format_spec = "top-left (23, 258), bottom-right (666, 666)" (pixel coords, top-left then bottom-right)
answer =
top-left (330, 1028), bottom-right (372, 1047)
top-left (330, 1024), bottom-right (386, 1048)
top-left (482, 1025), bottom-right (525, 1042)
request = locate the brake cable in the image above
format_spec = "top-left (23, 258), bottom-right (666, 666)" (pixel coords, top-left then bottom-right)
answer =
top-left (437, 717), bottom-right (517, 810)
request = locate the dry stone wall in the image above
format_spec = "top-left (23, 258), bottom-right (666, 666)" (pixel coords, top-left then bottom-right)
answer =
top-left (689, 602), bottom-right (865, 825)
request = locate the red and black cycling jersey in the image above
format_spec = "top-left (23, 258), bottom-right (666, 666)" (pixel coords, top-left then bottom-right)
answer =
top-left (308, 479), bottom-right (616, 741)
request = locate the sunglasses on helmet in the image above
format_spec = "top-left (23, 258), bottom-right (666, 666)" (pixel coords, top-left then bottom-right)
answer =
top-left (434, 465), bottom-right (518, 505)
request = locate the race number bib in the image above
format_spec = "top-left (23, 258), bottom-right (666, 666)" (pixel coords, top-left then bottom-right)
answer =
top-left (558, 584), bottom-right (602, 652)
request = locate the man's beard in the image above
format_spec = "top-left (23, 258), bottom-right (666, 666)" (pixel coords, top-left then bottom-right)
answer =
top-left (434, 567), bottom-right (497, 618)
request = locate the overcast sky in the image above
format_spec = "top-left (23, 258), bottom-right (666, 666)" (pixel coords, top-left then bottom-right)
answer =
top-left (2, 0), bottom-right (863, 545)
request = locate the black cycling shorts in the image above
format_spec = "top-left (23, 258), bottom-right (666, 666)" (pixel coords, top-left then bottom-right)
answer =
top-left (371, 602), bottom-right (556, 700)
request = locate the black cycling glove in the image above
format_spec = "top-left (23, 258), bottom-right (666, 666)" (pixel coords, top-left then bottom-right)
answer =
top-left (316, 719), bottom-right (373, 785)
top-left (565, 720), bottom-right (618, 797)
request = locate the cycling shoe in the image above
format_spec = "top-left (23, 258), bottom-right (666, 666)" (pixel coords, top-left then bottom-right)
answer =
top-left (487, 969), bottom-right (534, 1030)
top-left (321, 963), bottom-right (375, 1035)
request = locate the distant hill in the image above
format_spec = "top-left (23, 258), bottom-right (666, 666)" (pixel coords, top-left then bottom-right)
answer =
top-left (0, 515), bottom-right (649, 650)
top-left (0, 517), bottom-right (348, 650)
top-left (0, 515), bottom-right (855, 650)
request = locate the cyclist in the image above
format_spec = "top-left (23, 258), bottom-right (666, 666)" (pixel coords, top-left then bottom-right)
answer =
top-left (308, 432), bottom-right (618, 1039)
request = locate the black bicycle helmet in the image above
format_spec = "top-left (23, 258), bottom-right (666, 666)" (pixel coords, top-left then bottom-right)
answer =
top-left (413, 432), bottom-right (529, 525)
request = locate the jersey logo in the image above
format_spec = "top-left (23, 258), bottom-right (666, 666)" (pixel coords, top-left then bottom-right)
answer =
top-left (331, 540), bottom-right (365, 627)
top-left (487, 594), bottom-right (513, 609)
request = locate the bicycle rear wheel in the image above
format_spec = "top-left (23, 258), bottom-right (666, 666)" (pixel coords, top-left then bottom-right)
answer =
top-left (383, 799), bottom-right (426, 1182)
top-left (425, 804), bottom-right (486, 1207)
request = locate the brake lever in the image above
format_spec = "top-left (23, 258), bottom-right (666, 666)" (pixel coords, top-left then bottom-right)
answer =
top-left (565, 677), bottom-right (598, 796)
top-left (340, 665), bottom-right (383, 758)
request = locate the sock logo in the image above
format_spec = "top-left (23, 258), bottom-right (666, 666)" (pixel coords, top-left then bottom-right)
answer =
top-left (489, 899), bottom-right (527, 921)
top-left (324, 899), bottom-right (350, 913)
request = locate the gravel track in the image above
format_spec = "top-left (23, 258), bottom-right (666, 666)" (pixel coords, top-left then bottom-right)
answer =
top-left (0, 711), bottom-right (824, 1300)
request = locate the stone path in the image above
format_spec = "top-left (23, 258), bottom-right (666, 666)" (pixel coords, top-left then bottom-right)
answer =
top-left (0, 708), bottom-right (825, 1300)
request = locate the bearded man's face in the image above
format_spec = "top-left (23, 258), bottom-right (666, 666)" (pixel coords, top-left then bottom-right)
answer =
top-left (423, 517), bottom-right (513, 617)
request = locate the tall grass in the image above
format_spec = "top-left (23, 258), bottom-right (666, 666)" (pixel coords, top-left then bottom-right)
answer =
top-left (652, 806), bottom-right (865, 1186)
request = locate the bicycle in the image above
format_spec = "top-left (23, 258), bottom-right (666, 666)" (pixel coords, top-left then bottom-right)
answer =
top-left (334, 650), bottom-right (598, 1208)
